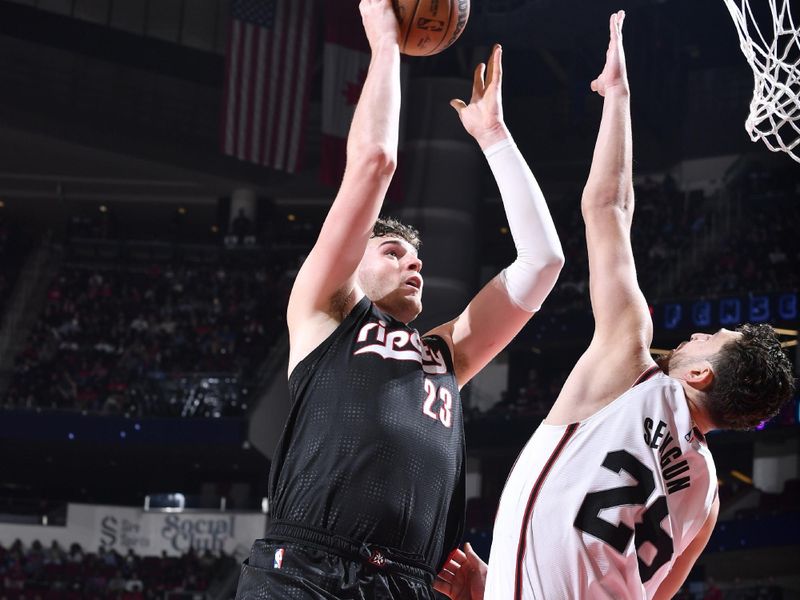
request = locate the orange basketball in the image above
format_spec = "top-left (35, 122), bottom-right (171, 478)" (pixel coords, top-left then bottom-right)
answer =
top-left (392, 0), bottom-right (470, 56)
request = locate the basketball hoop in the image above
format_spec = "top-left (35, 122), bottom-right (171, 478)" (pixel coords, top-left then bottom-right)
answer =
top-left (722, 0), bottom-right (800, 163)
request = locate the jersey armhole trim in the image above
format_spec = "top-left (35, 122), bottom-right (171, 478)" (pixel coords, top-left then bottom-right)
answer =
top-left (514, 422), bottom-right (580, 600)
top-left (288, 295), bottom-right (371, 386)
top-left (632, 364), bottom-right (661, 387)
top-left (423, 334), bottom-right (457, 373)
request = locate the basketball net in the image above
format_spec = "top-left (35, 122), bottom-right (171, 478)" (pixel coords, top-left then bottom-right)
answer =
top-left (722, 0), bottom-right (800, 163)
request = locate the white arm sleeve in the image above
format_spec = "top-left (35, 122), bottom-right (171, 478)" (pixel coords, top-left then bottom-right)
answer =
top-left (484, 138), bottom-right (564, 312)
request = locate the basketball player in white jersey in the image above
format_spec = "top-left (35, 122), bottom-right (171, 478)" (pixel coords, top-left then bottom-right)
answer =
top-left (435, 11), bottom-right (795, 600)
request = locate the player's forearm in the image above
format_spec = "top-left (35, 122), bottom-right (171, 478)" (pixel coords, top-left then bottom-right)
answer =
top-left (345, 36), bottom-right (401, 174)
top-left (298, 35), bottom-right (402, 303)
top-left (486, 137), bottom-right (564, 312)
top-left (582, 87), bottom-right (633, 214)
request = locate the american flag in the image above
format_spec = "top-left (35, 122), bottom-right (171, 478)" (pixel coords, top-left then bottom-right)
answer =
top-left (221, 0), bottom-right (316, 173)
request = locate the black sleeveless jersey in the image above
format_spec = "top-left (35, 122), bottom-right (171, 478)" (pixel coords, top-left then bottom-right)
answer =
top-left (269, 296), bottom-right (465, 572)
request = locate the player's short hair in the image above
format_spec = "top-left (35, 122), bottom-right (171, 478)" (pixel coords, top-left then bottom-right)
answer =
top-left (371, 217), bottom-right (421, 251)
top-left (707, 324), bottom-right (795, 430)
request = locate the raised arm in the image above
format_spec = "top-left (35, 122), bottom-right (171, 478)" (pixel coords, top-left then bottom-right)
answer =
top-left (547, 11), bottom-right (654, 424)
top-left (287, 0), bottom-right (401, 370)
top-left (427, 45), bottom-right (564, 388)
top-left (581, 11), bottom-right (650, 348)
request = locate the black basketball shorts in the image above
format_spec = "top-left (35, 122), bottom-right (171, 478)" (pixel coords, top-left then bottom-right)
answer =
top-left (234, 539), bottom-right (439, 600)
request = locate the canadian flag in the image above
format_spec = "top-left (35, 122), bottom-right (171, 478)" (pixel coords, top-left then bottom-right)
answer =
top-left (320, 0), bottom-right (407, 201)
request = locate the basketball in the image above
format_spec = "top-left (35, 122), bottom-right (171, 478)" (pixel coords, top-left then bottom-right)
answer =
top-left (392, 0), bottom-right (471, 56)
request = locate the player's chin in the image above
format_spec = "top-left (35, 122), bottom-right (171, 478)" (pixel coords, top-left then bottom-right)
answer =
top-left (407, 298), bottom-right (423, 319)
top-left (400, 294), bottom-right (423, 322)
top-left (412, 299), bottom-right (423, 319)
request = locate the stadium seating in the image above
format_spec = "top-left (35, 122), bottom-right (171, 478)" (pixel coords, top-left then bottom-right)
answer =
top-left (0, 217), bottom-right (30, 317)
top-left (0, 540), bottom-right (236, 600)
top-left (3, 247), bottom-right (289, 417)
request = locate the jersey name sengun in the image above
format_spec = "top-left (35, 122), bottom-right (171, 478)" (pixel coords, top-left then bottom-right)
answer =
top-left (643, 417), bottom-right (692, 494)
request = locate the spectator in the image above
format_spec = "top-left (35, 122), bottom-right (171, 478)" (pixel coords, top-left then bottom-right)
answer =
top-left (705, 577), bottom-right (723, 600)
top-left (5, 254), bottom-right (288, 417)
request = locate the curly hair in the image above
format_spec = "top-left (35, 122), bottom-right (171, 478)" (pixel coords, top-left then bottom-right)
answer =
top-left (371, 216), bottom-right (421, 251)
top-left (706, 324), bottom-right (796, 430)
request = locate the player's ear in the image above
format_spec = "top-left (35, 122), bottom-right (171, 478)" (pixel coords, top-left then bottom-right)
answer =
top-left (685, 360), bottom-right (714, 391)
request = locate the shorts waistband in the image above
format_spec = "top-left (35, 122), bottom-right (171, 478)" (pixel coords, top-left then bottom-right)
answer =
top-left (264, 521), bottom-right (435, 581)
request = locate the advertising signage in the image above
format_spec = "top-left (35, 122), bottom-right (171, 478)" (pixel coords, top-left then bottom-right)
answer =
top-left (657, 292), bottom-right (798, 332)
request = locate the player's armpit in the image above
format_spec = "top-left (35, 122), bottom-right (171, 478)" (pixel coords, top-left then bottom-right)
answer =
top-left (546, 335), bottom-right (655, 424)
top-left (652, 496), bottom-right (719, 600)
top-left (426, 274), bottom-right (539, 389)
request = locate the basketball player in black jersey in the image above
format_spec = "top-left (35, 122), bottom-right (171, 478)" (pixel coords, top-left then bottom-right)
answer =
top-left (233, 0), bottom-right (565, 599)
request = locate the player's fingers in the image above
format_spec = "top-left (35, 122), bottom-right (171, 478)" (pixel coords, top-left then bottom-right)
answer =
top-left (443, 558), bottom-right (463, 573)
top-left (432, 578), bottom-right (453, 597)
top-left (447, 548), bottom-right (467, 564)
top-left (464, 543), bottom-right (479, 568)
top-left (487, 44), bottom-right (503, 88)
top-left (448, 548), bottom-right (468, 564)
top-left (450, 99), bottom-right (467, 115)
top-left (438, 567), bottom-right (457, 583)
top-left (472, 63), bottom-right (486, 100)
top-left (612, 12), bottom-right (623, 44)
top-left (608, 13), bottom-right (618, 49)
top-left (485, 46), bottom-right (496, 88)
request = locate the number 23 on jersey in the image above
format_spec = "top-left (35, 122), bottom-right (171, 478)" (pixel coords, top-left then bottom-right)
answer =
top-left (422, 378), bottom-right (453, 428)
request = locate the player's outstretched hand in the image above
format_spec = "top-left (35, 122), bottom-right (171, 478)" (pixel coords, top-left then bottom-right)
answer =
top-left (450, 44), bottom-right (509, 150)
top-left (590, 10), bottom-right (629, 97)
top-left (359, 0), bottom-right (400, 51)
top-left (433, 543), bottom-right (487, 600)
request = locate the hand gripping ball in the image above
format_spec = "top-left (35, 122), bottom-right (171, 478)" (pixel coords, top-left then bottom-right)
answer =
top-left (392, 0), bottom-right (471, 56)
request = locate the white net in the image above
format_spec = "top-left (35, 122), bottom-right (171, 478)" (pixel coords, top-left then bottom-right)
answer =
top-left (722, 0), bottom-right (800, 162)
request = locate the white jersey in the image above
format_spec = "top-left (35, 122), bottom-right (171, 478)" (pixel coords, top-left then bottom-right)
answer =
top-left (485, 367), bottom-right (717, 600)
